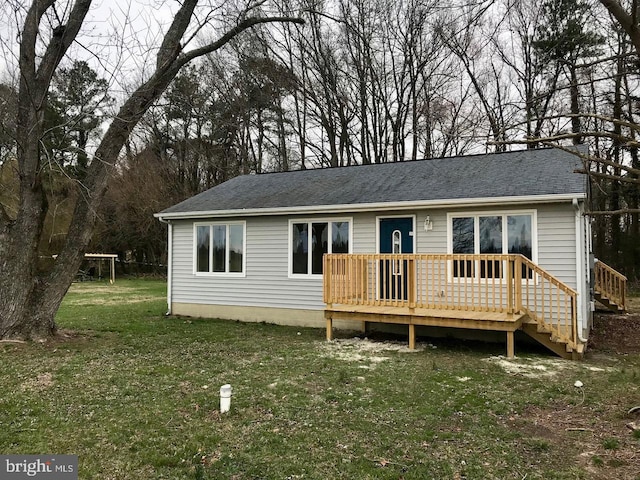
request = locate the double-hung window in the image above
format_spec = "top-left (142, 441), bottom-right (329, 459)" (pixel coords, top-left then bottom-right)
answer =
top-left (290, 219), bottom-right (351, 276)
top-left (449, 212), bottom-right (535, 279)
top-left (195, 222), bottom-right (245, 275)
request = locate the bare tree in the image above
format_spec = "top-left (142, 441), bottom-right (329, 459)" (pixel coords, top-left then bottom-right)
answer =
top-left (0, 0), bottom-right (303, 340)
top-left (600, 0), bottom-right (640, 54)
top-left (0, 84), bottom-right (17, 166)
top-left (436, 1), bottom-right (515, 152)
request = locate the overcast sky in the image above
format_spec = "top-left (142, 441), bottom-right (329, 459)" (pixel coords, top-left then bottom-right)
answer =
top-left (0, 0), bottom-right (181, 88)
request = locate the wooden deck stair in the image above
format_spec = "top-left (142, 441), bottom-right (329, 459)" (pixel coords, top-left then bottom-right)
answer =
top-left (521, 322), bottom-right (584, 360)
top-left (594, 292), bottom-right (624, 312)
top-left (594, 261), bottom-right (627, 313)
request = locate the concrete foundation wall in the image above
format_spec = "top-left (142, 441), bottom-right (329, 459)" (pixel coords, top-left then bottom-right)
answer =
top-left (171, 302), bottom-right (364, 331)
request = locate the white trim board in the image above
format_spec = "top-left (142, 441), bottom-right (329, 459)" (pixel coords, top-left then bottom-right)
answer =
top-left (156, 194), bottom-right (586, 221)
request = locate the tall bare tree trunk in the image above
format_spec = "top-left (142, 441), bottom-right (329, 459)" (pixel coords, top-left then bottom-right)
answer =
top-left (0, 0), bottom-right (302, 340)
top-left (569, 64), bottom-right (582, 145)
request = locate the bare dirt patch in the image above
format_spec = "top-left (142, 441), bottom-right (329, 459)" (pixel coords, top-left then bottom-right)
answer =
top-left (507, 403), bottom-right (640, 480)
top-left (508, 303), bottom-right (640, 479)
top-left (324, 337), bottom-right (425, 354)
top-left (589, 312), bottom-right (640, 355)
top-left (67, 284), bottom-right (130, 295)
top-left (484, 355), bottom-right (575, 378)
top-left (483, 355), bottom-right (615, 378)
top-left (21, 372), bottom-right (54, 392)
top-left (49, 329), bottom-right (99, 344)
top-left (319, 337), bottom-right (425, 367)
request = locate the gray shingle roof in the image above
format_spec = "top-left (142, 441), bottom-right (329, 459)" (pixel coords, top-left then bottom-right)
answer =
top-left (159, 148), bottom-right (586, 216)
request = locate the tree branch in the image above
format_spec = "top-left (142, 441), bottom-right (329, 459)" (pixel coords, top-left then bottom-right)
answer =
top-left (19, 0), bottom-right (56, 82)
top-left (576, 168), bottom-right (640, 185)
top-left (495, 131), bottom-right (640, 148)
top-left (48, 7), bottom-right (305, 293)
top-left (503, 112), bottom-right (640, 135)
top-left (175, 16), bottom-right (305, 72)
top-left (156, 0), bottom-right (197, 71)
top-left (546, 141), bottom-right (640, 177)
top-left (491, 136), bottom-right (640, 180)
top-left (600, 0), bottom-right (640, 56)
top-left (587, 209), bottom-right (640, 215)
top-left (36, 0), bottom-right (92, 88)
top-left (17, 0), bottom-right (92, 187)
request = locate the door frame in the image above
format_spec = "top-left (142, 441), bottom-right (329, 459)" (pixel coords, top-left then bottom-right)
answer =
top-left (376, 214), bottom-right (417, 254)
top-left (375, 215), bottom-right (416, 302)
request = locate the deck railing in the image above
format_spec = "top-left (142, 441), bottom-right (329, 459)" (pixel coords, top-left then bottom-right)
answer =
top-left (594, 260), bottom-right (627, 311)
top-left (518, 256), bottom-right (578, 350)
top-left (323, 253), bottom-right (578, 349)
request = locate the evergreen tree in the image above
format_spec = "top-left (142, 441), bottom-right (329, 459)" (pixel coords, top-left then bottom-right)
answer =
top-left (533, 0), bottom-right (604, 143)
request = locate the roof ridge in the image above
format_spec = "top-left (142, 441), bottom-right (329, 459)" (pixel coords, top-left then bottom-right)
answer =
top-left (251, 146), bottom-right (565, 177)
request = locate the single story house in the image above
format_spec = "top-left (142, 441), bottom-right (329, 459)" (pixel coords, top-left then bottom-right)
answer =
top-left (155, 148), bottom-right (626, 359)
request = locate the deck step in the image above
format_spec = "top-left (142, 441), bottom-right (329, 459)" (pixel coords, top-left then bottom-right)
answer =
top-left (594, 292), bottom-right (624, 313)
top-left (521, 324), bottom-right (582, 360)
top-left (594, 261), bottom-right (627, 312)
top-left (536, 324), bottom-right (553, 334)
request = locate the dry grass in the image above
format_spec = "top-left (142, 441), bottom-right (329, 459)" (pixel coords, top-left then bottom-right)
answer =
top-left (0, 279), bottom-right (638, 480)
top-left (64, 295), bottom-right (159, 306)
top-left (625, 295), bottom-right (640, 313)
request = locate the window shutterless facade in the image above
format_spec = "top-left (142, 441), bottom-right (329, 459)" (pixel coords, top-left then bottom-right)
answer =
top-left (448, 211), bottom-right (536, 279)
top-left (289, 219), bottom-right (352, 276)
top-left (194, 222), bottom-right (246, 276)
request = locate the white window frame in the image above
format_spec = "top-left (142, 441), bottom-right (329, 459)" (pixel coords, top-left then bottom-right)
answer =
top-left (193, 221), bottom-right (246, 277)
top-left (446, 209), bottom-right (537, 282)
top-left (288, 217), bottom-right (353, 278)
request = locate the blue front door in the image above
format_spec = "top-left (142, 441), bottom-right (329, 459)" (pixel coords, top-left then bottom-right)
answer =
top-left (379, 217), bottom-right (414, 301)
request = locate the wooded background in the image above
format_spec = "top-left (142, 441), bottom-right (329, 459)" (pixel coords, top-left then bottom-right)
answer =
top-left (1, 0), bottom-right (638, 281)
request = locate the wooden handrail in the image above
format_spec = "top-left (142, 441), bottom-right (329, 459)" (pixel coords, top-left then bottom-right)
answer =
top-left (325, 253), bottom-right (520, 313)
top-left (518, 256), bottom-right (579, 351)
top-left (594, 261), bottom-right (627, 311)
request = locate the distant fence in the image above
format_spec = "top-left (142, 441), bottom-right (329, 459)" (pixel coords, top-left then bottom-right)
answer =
top-left (39, 256), bottom-right (167, 280)
top-left (114, 260), bottom-right (167, 277)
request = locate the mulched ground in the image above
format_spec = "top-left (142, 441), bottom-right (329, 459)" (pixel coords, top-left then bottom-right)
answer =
top-left (516, 308), bottom-right (640, 479)
top-left (589, 311), bottom-right (640, 355)
top-left (510, 401), bottom-right (640, 480)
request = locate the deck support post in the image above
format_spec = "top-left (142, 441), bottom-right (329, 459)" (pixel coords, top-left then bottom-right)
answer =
top-left (326, 317), bottom-right (333, 341)
top-left (408, 323), bottom-right (416, 350)
top-left (506, 258), bottom-right (514, 313)
top-left (506, 331), bottom-right (515, 358)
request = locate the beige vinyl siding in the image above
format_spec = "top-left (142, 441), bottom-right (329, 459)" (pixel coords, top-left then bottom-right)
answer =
top-left (352, 212), bottom-right (376, 253)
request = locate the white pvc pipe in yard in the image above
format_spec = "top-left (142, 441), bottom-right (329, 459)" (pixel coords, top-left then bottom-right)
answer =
top-left (220, 384), bottom-right (232, 413)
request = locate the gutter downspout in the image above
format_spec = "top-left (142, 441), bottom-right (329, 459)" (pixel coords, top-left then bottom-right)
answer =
top-left (158, 217), bottom-right (173, 316)
top-left (573, 198), bottom-right (588, 343)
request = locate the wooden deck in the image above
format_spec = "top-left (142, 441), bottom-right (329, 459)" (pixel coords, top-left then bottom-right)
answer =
top-left (323, 253), bottom-right (584, 359)
top-left (325, 304), bottom-right (526, 357)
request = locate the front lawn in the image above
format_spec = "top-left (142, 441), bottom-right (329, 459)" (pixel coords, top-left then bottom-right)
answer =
top-left (1, 279), bottom-right (638, 479)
